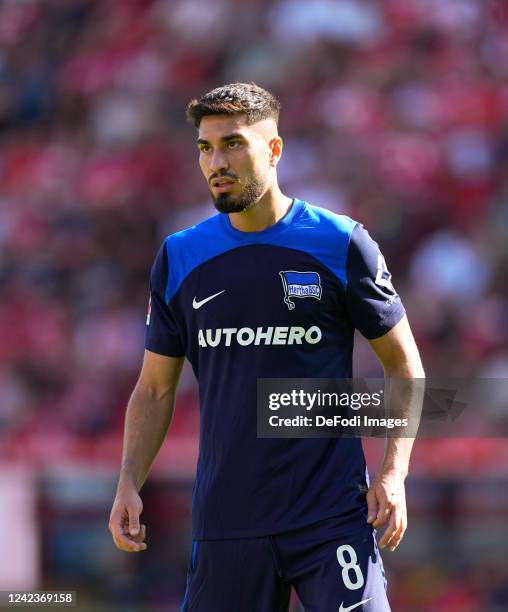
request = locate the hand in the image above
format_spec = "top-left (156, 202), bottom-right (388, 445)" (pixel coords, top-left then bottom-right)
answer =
top-left (366, 469), bottom-right (407, 552)
top-left (109, 486), bottom-right (147, 552)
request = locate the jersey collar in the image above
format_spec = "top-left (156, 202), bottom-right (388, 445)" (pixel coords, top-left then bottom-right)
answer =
top-left (219, 198), bottom-right (304, 242)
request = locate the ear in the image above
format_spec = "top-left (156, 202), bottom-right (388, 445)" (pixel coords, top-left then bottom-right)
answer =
top-left (269, 137), bottom-right (283, 167)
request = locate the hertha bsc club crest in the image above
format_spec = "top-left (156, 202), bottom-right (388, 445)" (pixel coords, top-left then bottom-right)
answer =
top-left (279, 271), bottom-right (322, 310)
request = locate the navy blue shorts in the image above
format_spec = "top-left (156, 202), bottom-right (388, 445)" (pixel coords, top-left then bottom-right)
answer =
top-left (181, 518), bottom-right (390, 611)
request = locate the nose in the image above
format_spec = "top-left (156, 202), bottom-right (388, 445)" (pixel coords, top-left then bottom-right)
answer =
top-left (209, 148), bottom-right (229, 174)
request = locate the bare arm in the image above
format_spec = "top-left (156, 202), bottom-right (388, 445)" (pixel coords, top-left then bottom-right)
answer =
top-left (118, 350), bottom-right (184, 491)
top-left (366, 314), bottom-right (425, 551)
top-left (109, 350), bottom-right (184, 552)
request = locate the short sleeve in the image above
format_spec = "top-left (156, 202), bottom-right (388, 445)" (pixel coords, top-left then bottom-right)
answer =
top-left (345, 224), bottom-right (405, 339)
top-left (144, 240), bottom-right (185, 357)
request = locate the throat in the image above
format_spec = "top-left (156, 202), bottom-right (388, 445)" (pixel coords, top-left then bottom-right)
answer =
top-left (229, 196), bottom-right (293, 233)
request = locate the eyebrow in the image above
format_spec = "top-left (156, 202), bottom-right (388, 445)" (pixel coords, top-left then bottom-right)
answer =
top-left (196, 133), bottom-right (245, 145)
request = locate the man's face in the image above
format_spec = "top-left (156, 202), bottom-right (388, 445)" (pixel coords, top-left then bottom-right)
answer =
top-left (197, 114), bottom-right (278, 213)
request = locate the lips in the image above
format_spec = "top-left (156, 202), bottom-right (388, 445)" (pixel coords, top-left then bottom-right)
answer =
top-left (211, 177), bottom-right (236, 192)
top-left (213, 183), bottom-right (235, 192)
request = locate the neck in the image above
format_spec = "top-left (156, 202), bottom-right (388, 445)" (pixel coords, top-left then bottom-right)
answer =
top-left (228, 184), bottom-right (293, 233)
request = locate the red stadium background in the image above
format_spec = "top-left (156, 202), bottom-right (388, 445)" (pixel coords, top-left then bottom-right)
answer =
top-left (1, 0), bottom-right (508, 610)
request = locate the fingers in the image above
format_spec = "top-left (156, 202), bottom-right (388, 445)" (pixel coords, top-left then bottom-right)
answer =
top-left (367, 484), bottom-right (392, 528)
top-left (131, 524), bottom-right (147, 544)
top-left (371, 492), bottom-right (392, 529)
top-left (378, 505), bottom-right (398, 549)
top-left (109, 504), bottom-right (148, 553)
top-left (387, 517), bottom-right (405, 552)
top-left (388, 509), bottom-right (407, 551)
top-left (366, 487), bottom-right (378, 524)
top-left (128, 506), bottom-right (141, 537)
top-left (367, 472), bottom-right (408, 552)
top-left (112, 530), bottom-right (147, 552)
top-left (378, 505), bottom-right (407, 551)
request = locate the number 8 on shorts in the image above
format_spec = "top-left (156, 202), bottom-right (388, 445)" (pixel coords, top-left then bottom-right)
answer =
top-left (337, 544), bottom-right (365, 590)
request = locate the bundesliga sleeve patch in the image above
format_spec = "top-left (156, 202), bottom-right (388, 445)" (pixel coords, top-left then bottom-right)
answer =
top-left (279, 271), bottom-right (322, 310)
top-left (374, 253), bottom-right (394, 291)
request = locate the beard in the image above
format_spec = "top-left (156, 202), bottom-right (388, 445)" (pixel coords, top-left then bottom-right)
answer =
top-left (212, 174), bottom-right (266, 214)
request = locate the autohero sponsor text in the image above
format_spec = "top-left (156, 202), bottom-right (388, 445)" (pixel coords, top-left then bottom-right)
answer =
top-left (198, 326), bottom-right (322, 348)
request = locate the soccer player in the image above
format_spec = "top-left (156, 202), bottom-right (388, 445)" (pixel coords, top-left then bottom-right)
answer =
top-left (109, 83), bottom-right (425, 611)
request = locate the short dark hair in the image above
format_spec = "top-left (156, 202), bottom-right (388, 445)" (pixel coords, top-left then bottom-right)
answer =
top-left (186, 82), bottom-right (280, 128)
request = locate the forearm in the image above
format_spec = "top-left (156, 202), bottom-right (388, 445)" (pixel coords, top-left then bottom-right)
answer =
top-left (379, 436), bottom-right (414, 479)
top-left (117, 382), bottom-right (176, 492)
top-left (380, 360), bottom-right (425, 478)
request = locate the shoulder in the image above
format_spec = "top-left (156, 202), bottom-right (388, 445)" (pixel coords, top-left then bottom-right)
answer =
top-left (298, 201), bottom-right (358, 239)
top-left (165, 213), bottom-right (222, 252)
top-left (159, 213), bottom-right (230, 302)
top-left (299, 202), bottom-right (382, 260)
top-left (295, 201), bottom-right (361, 258)
top-left (286, 200), bottom-right (361, 287)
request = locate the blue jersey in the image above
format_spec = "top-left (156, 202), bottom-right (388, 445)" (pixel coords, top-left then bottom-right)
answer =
top-left (145, 199), bottom-right (405, 539)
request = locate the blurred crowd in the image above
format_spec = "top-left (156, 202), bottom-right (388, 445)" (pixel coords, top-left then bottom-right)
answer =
top-left (1, 1), bottom-right (508, 610)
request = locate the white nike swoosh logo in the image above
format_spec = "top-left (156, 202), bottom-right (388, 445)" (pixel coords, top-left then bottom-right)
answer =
top-left (339, 598), bottom-right (372, 612)
top-left (192, 290), bottom-right (225, 310)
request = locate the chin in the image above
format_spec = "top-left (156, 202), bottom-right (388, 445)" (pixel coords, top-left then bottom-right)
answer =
top-left (210, 177), bottom-right (265, 214)
top-left (213, 194), bottom-right (251, 214)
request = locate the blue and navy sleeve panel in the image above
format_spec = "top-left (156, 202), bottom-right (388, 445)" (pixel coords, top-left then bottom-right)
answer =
top-left (345, 224), bottom-right (405, 339)
top-left (145, 240), bottom-right (185, 357)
